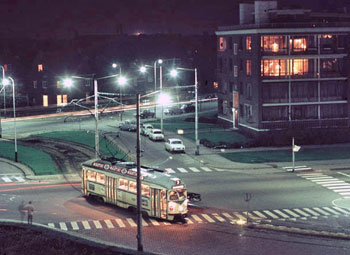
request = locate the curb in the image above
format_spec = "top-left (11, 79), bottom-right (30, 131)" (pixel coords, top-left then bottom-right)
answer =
top-left (248, 222), bottom-right (350, 240)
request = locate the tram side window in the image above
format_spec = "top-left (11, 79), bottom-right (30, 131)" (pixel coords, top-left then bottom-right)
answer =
top-left (129, 181), bottom-right (137, 193)
top-left (96, 173), bottom-right (105, 184)
top-left (119, 178), bottom-right (129, 191)
top-left (141, 184), bottom-right (150, 197)
top-left (169, 191), bottom-right (179, 201)
top-left (87, 170), bottom-right (96, 182)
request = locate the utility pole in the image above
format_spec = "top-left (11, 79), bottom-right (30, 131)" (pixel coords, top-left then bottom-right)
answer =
top-left (136, 93), bottom-right (143, 252)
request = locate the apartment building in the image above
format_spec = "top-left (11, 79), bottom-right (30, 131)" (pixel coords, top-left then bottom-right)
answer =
top-left (216, 1), bottom-right (350, 135)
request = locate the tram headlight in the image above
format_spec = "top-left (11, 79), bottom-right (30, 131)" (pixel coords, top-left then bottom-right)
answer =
top-left (179, 205), bottom-right (184, 212)
top-left (169, 202), bottom-right (175, 211)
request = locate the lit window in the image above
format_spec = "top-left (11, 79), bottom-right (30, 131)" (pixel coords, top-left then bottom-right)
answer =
top-left (63, 94), bottom-right (67, 104)
top-left (129, 181), bottom-right (137, 193)
top-left (142, 184), bottom-right (150, 197)
top-left (322, 35), bottom-right (333, 39)
top-left (118, 178), bottom-right (129, 191)
top-left (261, 36), bottom-right (286, 52)
top-left (219, 37), bottom-right (227, 51)
top-left (246, 60), bottom-right (251, 76)
top-left (96, 173), bottom-right (105, 184)
top-left (291, 38), bottom-right (307, 52)
top-left (43, 95), bottom-right (48, 107)
top-left (38, 64), bottom-right (43, 72)
top-left (246, 36), bottom-right (252, 51)
top-left (261, 59), bottom-right (289, 76)
top-left (57, 95), bottom-right (62, 105)
top-left (213, 82), bottom-right (218, 89)
top-left (87, 170), bottom-right (96, 182)
top-left (292, 59), bottom-right (308, 75)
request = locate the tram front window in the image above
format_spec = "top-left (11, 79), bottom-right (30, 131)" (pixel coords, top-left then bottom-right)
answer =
top-left (169, 189), bottom-right (187, 201)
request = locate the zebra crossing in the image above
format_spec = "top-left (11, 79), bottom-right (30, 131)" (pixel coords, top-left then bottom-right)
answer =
top-left (297, 173), bottom-right (350, 198)
top-left (165, 166), bottom-right (225, 174)
top-left (47, 206), bottom-right (350, 231)
top-left (0, 174), bottom-right (26, 183)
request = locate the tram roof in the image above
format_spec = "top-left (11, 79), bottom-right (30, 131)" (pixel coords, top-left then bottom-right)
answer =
top-left (82, 159), bottom-right (185, 190)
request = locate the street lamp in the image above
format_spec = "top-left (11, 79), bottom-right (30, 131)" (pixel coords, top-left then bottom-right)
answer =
top-left (2, 77), bottom-right (17, 162)
top-left (170, 67), bottom-right (199, 155)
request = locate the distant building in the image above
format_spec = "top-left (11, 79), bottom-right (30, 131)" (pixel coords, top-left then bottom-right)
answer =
top-left (216, 1), bottom-right (350, 136)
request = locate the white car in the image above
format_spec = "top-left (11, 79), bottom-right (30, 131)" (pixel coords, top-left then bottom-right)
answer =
top-left (141, 124), bottom-right (154, 136)
top-left (149, 129), bottom-right (165, 141)
top-left (165, 138), bottom-right (185, 153)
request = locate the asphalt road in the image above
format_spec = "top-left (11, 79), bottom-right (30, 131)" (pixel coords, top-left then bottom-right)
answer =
top-left (2, 103), bottom-right (350, 254)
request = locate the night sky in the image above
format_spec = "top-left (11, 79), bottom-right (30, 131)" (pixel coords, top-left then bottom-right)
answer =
top-left (0, 0), bottom-right (349, 38)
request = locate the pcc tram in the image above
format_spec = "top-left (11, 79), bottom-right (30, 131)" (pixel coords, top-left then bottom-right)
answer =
top-left (81, 158), bottom-right (188, 221)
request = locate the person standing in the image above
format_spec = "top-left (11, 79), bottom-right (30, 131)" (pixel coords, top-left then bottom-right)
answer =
top-left (24, 201), bottom-right (34, 224)
top-left (18, 201), bottom-right (25, 222)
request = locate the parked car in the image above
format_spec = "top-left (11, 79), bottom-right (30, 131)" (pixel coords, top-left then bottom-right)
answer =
top-left (165, 106), bottom-right (183, 115)
top-left (119, 120), bottom-right (137, 132)
top-left (141, 124), bottom-right (154, 136)
top-left (149, 129), bottom-right (165, 141)
top-left (181, 103), bottom-right (195, 113)
top-left (165, 138), bottom-right (185, 153)
top-left (140, 109), bottom-right (155, 119)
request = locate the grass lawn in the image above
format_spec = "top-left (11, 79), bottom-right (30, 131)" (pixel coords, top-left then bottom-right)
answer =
top-left (0, 141), bottom-right (59, 175)
top-left (35, 130), bottom-right (126, 159)
top-left (221, 146), bottom-right (350, 163)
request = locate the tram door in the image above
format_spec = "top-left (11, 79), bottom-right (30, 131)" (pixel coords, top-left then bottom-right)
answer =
top-left (82, 169), bottom-right (87, 196)
top-left (151, 189), bottom-right (160, 218)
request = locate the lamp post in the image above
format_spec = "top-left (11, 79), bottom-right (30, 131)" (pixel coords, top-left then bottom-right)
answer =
top-left (3, 77), bottom-right (17, 162)
top-left (117, 76), bottom-right (127, 121)
top-left (0, 66), bottom-right (5, 138)
top-left (171, 67), bottom-right (199, 155)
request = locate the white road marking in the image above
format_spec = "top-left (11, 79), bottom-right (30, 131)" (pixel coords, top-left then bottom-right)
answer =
top-left (142, 219), bottom-right (148, 226)
top-left (165, 168), bottom-right (175, 174)
top-left (252, 210), bottom-right (267, 218)
top-left (313, 207), bottom-right (330, 216)
top-left (201, 167), bottom-right (212, 172)
top-left (59, 222), bottom-right (68, 231)
top-left (310, 178), bottom-right (338, 182)
top-left (48, 223), bottom-right (55, 228)
top-left (273, 209), bottom-right (289, 218)
top-left (214, 168), bottom-right (226, 172)
top-left (332, 206), bottom-right (350, 214)
top-left (149, 218), bottom-right (160, 226)
top-left (327, 185), bottom-right (350, 189)
top-left (82, 221), bottom-right (91, 230)
top-left (293, 208), bottom-right (310, 217)
top-left (202, 214), bottom-right (215, 223)
top-left (177, 168), bottom-right (188, 173)
top-left (127, 218), bottom-right (137, 227)
top-left (322, 207), bottom-right (340, 215)
top-left (315, 181), bottom-right (345, 184)
top-left (283, 209), bottom-right (300, 218)
top-left (71, 221), bottom-right (79, 230)
top-left (105, 219), bottom-right (114, 228)
top-left (323, 183), bottom-right (350, 187)
top-left (303, 208), bottom-right (320, 216)
top-left (93, 220), bottom-right (102, 229)
top-left (115, 218), bottom-right (126, 228)
top-left (14, 176), bottom-right (25, 182)
top-left (337, 172), bottom-right (350, 178)
top-left (212, 213), bottom-right (226, 222)
top-left (333, 189), bottom-right (350, 192)
top-left (191, 214), bottom-right (203, 222)
top-left (2, 177), bottom-right (11, 183)
top-left (263, 210), bottom-right (279, 219)
top-left (189, 167), bottom-right (200, 173)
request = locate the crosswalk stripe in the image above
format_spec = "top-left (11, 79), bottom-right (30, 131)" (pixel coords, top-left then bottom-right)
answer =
top-left (243, 211), bottom-right (260, 220)
top-left (332, 206), bottom-right (350, 214)
top-left (293, 208), bottom-right (310, 217)
top-left (165, 168), bottom-right (175, 174)
top-left (313, 207), bottom-right (330, 216)
top-left (333, 189), bottom-right (350, 192)
top-left (189, 167), bottom-right (200, 173)
top-left (202, 214), bottom-right (215, 223)
top-left (82, 221), bottom-right (91, 230)
top-left (149, 218), bottom-right (160, 226)
top-left (303, 208), bottom-right (320, 216)
top-left (339, 192), bottom-right (350, 196)
top-left (105, 219), bottom-right (114, 228)
top-left (307, 177), bottom-right (333, 180)
top-left (233, 212), bottom-right (246, 220)
top-left (127, 218), bottom-right (137, 227)
top-left (323, 183), bottom-right (350, 187)
top-left (201, 167), bottom-right (212, 172)
top-left (94, 220), bottom-right (102, 229)
top-left (214, 168), bottom-right (226, 172)
top-left (186, 218), bottom-right (194, 224)
top-left (315, 181), bottom-right (345, 184)
top-left (252, 210), bottom-right (267, 218)
top-left (14, 176), bottom-right (25, 182)
top-left (59, 222), bottom-right (68, 231)
top-left (263, 210), bottom-right (279, 219)
top-left (212, 213), bottom-right (226, 222)
top-left (71, 221), bottom-right (79, 230)
top-left (115, 218), bottom-right (126, 228)
top-left (177, 168), bottom-right (188, 173)
top-left (273, 209), bottom-right (289, 218)
top-left (142, 219), bottom-right (148, 226)
top-left (222, 212), bottom-right (235, 221)
top-left (48, 223), bottom-right (55, 228)
top-left (2, 177), bottom-right (11, 182)
top-left (283, 209), bottom-right (300, 218)
top-left (327, 186), bottom-right (350, 189)
top-left (298, 174), bottom-right (324, 177)
top-left (191, 214), bottom-right (203, 222)
top-left (310, 178), bottom-right (338, 182)
top-left (322, 207), bottom-right (340, 215)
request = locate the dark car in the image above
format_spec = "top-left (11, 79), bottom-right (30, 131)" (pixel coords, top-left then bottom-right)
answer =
top-left (181, 104), bottom-right (195, 113)
top-left (119, 120), bottom-right (137, 131)
top-left (140, 109), bottom-right (155, 119)
top-left (165, 106), bottom-right (183, 115)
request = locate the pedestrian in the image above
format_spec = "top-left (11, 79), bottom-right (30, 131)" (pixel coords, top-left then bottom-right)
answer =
top-left (24, 201), bottom-right (34, 224)
top-left (18, 201), bottom-right (25, 222)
